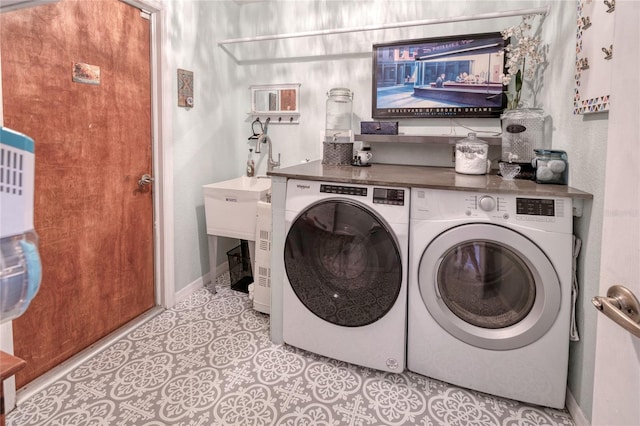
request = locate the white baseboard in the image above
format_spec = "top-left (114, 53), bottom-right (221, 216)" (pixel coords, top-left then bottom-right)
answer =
top-left (174, 262), bottom-right (229, 303)
top-left (252, 300), bottom-right (271, 314)
top-left (566, 388), bottom-right (590, 426)
top-left (175, 273), bottom-right (209, 303)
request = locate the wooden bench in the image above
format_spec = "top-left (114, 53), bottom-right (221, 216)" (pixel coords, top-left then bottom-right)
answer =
top-left (0, 351), bottom-right (26, 426)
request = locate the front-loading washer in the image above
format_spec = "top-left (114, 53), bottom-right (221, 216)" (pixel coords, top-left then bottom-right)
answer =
top-left (283, 179), bottom-right (409, 372)
top-left (408, 188), bottom-right (573, 408)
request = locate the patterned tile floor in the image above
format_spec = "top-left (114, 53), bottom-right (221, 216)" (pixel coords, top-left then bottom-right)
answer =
top-left (7, 274), bottom-right (575, 425)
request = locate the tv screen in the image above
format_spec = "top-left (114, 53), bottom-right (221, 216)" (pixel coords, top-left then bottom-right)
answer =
top-left (372, 32), bottom-right (508, 119)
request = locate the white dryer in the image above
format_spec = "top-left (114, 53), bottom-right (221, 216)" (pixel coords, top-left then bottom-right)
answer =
top-left (283, 179), bottom-right (409, 372)
top-left (408, 188), bottom-right (573, 408)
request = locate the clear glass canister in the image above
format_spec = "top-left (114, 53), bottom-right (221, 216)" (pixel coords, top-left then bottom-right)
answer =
top-left (455, 133), bottom-right (489, 175)
top-left (325, 88), bottom-right (353, 142)
top-left (501, 108), bottom-right (544, 163)
top-left (533, 149), bottom-right (568, 185)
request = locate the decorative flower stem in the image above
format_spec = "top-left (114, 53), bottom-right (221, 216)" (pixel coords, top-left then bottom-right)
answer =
top-left (501, 16), bottom-right (542, 109)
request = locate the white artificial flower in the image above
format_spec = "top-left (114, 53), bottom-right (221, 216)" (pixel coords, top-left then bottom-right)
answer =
top-left (501, 15), bottom-right (543, 108)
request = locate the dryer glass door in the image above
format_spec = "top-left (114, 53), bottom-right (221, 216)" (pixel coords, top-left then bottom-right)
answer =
top-left (285, 200), bottom-right (402, 327)
top-left (419, 223), bottom-right (561, 350)
top-left (438, 240), bottom-right (536, 329)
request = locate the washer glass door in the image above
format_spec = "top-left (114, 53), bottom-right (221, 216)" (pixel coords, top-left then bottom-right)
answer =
top-left (285, 200), bottom-right (402, 327)
top-left (419, 223), bottom-right (561, 350)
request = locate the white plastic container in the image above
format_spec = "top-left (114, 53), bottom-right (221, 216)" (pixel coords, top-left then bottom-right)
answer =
top-left (455, 133), bottom-right (490, 175)
top-left (1, 127), bottom-right (42, 323)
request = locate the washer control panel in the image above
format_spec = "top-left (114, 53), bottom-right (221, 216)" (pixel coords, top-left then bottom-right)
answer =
top-left (320, 184), bottom-right (367, 197)
top-left (319, 184), bottom-right (405, 206)
top-left (373, 188), bottom-right (405, 206)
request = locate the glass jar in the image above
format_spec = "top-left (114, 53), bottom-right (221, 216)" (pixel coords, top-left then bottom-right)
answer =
top-left (532, 149), bottom-right (568, 185)
top-left (325, 88), bottom-right (353, 142)
top-left (501, 108), bottom-right (544, 163)
top-left (455, 133), bottom-right (490, 175)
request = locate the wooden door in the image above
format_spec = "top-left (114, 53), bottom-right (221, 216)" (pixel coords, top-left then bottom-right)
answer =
top-left (591, 1), bottom-right (640, 424)
top-left (1, 0), bottom-right (155, 387)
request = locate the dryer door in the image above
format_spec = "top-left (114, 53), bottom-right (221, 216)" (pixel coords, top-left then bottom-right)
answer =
top-left (285, 199), bottom-right (402, 327)
top-left (418, 223), bottom-right (561, 350)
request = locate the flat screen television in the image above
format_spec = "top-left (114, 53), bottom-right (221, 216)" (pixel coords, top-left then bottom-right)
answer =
top-left (372, 32), bottom-right (508, 119)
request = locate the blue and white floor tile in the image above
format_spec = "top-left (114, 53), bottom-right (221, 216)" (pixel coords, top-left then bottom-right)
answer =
top-left (7, 274), bottom-right (574, 425)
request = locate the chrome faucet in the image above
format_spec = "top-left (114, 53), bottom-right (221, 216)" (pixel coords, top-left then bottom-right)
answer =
top-left (258, 134), bottom-right (280, 172)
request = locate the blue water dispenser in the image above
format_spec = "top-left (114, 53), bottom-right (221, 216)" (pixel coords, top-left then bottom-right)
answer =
top-left (1, 127), bottom-right (42, 323)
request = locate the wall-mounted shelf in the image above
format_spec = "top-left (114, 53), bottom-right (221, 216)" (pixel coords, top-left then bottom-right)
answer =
top-left (355, 134), bottom-right (502, 146)
top-left (249, 83), bottom-right (300, 124)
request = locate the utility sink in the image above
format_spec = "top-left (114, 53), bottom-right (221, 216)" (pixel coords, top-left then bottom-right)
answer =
top-left (203, 176), bottom-right (271, 240)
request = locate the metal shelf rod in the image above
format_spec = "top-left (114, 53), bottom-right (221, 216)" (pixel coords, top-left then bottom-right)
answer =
top-left (218, 4), bottom-right (550, 46)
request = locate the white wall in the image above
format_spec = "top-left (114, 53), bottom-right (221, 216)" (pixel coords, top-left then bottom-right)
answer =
top-left (165, 0), bottom-right (245, 287)
top-left (538, 3), bottom-right (607, 423)
top-left (165, 0), bottom-right (607, 421)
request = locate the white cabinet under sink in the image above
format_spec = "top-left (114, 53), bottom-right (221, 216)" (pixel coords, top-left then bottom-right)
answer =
top-left (203, 176), bottom-right (271, 289)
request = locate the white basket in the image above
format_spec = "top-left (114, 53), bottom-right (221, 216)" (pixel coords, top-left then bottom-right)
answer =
top-left (1, 128), bottom-right (35, 238)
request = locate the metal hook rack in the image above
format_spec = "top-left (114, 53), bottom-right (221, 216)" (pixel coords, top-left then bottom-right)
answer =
top-left (247, 112), bottom-right (300, 125)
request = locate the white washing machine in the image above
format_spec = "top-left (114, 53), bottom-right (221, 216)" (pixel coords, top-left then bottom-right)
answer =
top-left (283, 179), bottom-right (409, 372)
top-left (408, 188), bottom-right (573, 408)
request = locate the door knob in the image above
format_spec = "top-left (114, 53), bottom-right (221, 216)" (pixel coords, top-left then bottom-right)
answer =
top-left (138, 173), bottom-right (154, 188)
top-left (592, 285), bottom-right (640, 338)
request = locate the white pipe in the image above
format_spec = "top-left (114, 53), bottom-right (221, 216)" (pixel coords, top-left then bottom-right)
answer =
top-left (219, 4), bottom-right (550, 46)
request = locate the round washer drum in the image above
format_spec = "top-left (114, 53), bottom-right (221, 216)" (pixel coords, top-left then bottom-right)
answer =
top-left (284, 199), bottom-right (402, 328)
top-left (419, 223), bottom-right (561, 350)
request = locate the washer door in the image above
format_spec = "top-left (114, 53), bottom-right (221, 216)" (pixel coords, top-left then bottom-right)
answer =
top-left (419, 223), bottom-right (561, 350)
top-left (285, 199), bottom-right (402, 327)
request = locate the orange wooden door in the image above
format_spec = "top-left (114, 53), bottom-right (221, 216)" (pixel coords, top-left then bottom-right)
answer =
top-left (1, 0), bottom-right (155, 387)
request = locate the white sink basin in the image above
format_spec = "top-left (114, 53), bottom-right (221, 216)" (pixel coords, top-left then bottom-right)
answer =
top-left (203, 176), bottom-right (271, 240)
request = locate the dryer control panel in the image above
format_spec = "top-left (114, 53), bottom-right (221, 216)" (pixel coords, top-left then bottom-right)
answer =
top-left (411, 188), bottom-right (572, 233)
top-left (516, 198), bottom-right (555, 216)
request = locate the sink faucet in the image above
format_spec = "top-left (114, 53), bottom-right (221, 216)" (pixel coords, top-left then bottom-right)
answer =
top-left (258, 133), bottom-right (280, 172)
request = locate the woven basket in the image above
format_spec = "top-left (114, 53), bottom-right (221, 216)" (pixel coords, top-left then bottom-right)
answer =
top-left (322, 142), bottom-right (353, 165)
